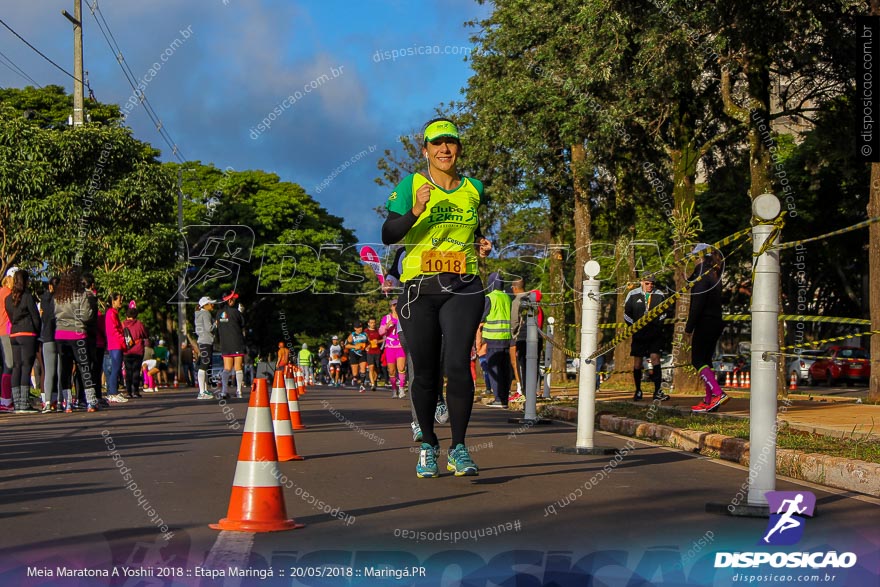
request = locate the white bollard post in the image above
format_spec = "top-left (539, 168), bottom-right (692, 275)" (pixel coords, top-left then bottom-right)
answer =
top-left (707, 193), bottom-right (781, 517)
top-left (553, 260), bottom-right (614, 454)
top-left (576, 261), bottom-right (600, 449)
top-left (747, 194), bottom-right (782, 509)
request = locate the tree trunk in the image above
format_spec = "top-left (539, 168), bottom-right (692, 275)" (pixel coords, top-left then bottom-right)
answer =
top-left (668, 144), bottom-right (702, 393)
top-left (870, 0), bottom-right (880, 405)
top-left (869, 163), bottom-right (880, 403)
top-left (571, 142), bottom-right (591, 334)
top-left (548, 177), bottom-right (568, 389)
top-left (607, 235), bottom-right (635, 387)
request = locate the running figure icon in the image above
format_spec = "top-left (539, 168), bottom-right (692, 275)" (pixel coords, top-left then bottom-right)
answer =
top-left (763, 494), bottom-right (807, 543)
top-left (761, 491), bottom-right (816, 546)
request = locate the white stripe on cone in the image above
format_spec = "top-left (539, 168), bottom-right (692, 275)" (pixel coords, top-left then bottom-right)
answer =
top-left (270, 387), bottom-right (287, 404)
top-left (271, 386), bottom-right (294, 437)
top-left (243, 407), bottom-right (274, 433)
top-left (232, 459), bottom-right (283, 488)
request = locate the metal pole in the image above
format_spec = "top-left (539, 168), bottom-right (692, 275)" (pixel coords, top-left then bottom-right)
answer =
top-left (747, 194), bottom-right (782, 507)
top-left (523, 293), bottom-right (538, 420)
top-left (543, 317), bottom-right (554, 398)
top-left (509, 293), bottom-right (551, 426)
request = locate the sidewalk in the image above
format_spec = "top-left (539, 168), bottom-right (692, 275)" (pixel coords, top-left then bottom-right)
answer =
top-left (584, 389), bottom-right (880, 439)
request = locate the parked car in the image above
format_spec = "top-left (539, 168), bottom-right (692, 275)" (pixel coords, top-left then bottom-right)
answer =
top-left (712, 354), bottom-right (739, 382)
top-left (807, 346), bottom-right (870, 387)
top-left (786, 349), bottom-right (824, 384)
top-left (642, 354), bottom-right (674, 384)
top-left (564, 356), bottom-right (611, 381)
top-left (565, 358), bottom-right (579, 380)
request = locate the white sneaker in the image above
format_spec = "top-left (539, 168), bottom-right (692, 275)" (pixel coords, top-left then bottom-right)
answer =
top-left (108, 394), bottom-right (129, 403)
top-left (435, 402), bottom-right (449, 424)
top-left (143, 388), bottom-right (155, 393)
top-left (197, 392), bottom-right (214, 400)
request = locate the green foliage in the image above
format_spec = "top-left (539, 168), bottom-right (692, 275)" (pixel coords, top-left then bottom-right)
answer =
top-left (0, 85), bottom-right (122, 129)
top-left (0, 100), bottom-right (178, 300)
top-left (167, 162), bottom-right (362, 353)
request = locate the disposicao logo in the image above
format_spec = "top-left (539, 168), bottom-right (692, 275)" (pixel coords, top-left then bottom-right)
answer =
top-left (714, 491), bottom-right (858, 570)
top-left (762, 490), bottom-right (816, 546)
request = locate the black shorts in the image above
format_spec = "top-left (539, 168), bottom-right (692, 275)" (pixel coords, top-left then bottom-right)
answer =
top-left (630, 334), bottom-right (662, 358)
top-left (350, 351), bottom-right (366, 364)
top-left (366, 353), bottom-right (382, 369)
top-left (197, 344), bottom-right (213, 370)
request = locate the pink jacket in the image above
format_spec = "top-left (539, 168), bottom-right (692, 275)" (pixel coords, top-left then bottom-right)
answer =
top-left (106, 307), bottom-right (126, 351)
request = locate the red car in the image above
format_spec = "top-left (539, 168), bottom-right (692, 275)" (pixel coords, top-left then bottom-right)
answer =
top-left (807, 346), bottom-right (870, 387)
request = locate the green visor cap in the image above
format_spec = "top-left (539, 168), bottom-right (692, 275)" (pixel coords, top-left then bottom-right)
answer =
top-left (424, 120), bottom-right (460, 142)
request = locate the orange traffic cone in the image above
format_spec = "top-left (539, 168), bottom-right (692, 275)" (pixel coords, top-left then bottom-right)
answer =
top-left (744, 372), bottom-right (750, 389)
top-left (210, 378), bottom-right (304, 532)
top-left (284, 365), bottom-right (297, 398)
top-left (789, 371), bottom-right (798, 391)
top-left (271, 370), bottom-right (304, 461)
top-left (286, 376), bottom-right (306, 430)
top-left (733, 372), bottom-right (741, 388)
top-left (724, 372), bottom-right (731, 387)
top-left (296, 366), bottom-right (307, 397)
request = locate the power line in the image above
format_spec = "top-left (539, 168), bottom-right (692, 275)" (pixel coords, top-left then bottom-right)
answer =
top-left (0, 49), bottom-right (42, 87)
top-left (87, 1), bottom-right (185, 162)
top-left (0, 17), bottom-right (89, 91)
top-left (87, 1), bottom-right (217, 213)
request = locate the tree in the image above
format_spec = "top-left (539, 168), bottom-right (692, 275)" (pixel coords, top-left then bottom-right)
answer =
top-left (870, 0), bottom-right (880, 404)
top-left (170, 163), bottom-right (362, 353)
top-left (0, 85), bottom-right (121, 129)
top-left (0, 101), bottom-right (179, 299)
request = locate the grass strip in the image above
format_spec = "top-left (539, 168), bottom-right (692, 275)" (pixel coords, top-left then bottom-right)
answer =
top-left (551, 400), bottom-right (880, 465)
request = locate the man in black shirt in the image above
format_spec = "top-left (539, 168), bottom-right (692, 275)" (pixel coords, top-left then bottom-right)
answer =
top-left (624, 276), bottom-right (669, 401)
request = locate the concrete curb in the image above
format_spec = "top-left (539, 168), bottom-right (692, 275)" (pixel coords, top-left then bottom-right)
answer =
top-left (541, 406), bottom-right (880, 498)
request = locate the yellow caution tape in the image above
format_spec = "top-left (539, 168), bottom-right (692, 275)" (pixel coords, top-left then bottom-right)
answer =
top-left (778, 328), bottom-right (880, 352)
top-left (752, 214), bottom-right (786, 259)
top-left (773, 216), bottom-right (880, 251)
top-left (600, 315), bottom-right (870, 329)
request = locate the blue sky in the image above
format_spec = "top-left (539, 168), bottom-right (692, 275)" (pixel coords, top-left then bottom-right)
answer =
top-left (0, 0), bottom-right (492, 243)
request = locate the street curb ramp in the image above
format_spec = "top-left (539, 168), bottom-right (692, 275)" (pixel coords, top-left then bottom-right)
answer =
top-left (542, 406), bottom-right (880, 498)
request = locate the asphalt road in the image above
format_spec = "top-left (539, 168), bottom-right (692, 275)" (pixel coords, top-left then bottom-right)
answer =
top-left (1, 385), bottom-right (878, 586)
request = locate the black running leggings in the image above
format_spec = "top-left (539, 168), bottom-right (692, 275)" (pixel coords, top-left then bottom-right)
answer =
top-left (691, 318), bottom-right (724, 371)
top-left (11, 336), bottom-right (38, 389)
top-left (58, 339), bottom-right (95, 391)
top-left (399, 278), bottom-right (484, 448)
top-left (124, 353), bottom-right (144, 395)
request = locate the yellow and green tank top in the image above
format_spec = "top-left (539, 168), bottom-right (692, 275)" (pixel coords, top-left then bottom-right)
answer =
top-left (385, 172), bottom-right (485, 283)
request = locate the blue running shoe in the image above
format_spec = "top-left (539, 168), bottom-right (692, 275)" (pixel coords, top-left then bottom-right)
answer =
top-left (447, 443), bottom-right (478, 476)
top-left (435, 401), bottom-right (449, 424)
top-left (416, 443), bottom-right (439, 478)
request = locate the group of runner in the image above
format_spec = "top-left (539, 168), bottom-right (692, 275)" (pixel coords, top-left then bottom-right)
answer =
top-left (323, 309), bottom-right (407, 395)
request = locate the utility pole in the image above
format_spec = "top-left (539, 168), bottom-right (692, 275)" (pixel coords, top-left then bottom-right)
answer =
top-left (62, 0), bottom-right (84, 126)
top-left (177, 169), bottom-right (186, 382)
